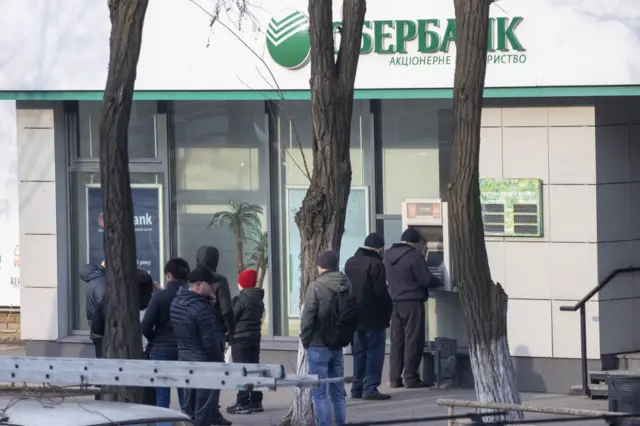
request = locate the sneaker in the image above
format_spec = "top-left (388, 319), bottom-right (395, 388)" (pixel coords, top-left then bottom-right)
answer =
top-left (211, 413), bottom-right (234, 425)
top-left (364, 392), bottom-right (391, 401)
top-left (250, 401), bottom-right (264, 413)
top-left (226, 403), bottom-right (252, 415)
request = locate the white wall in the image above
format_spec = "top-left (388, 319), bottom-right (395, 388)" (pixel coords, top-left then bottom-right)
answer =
top-left (0, 0), bottom-right (639, 91)
top-left (480, 106), bottom-right (601, 360)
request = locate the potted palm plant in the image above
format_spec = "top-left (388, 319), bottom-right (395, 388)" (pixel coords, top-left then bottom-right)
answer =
top-left (207, 201), bottom-right (263, 273)
top-left (247, 230), bottom-right (268, 288)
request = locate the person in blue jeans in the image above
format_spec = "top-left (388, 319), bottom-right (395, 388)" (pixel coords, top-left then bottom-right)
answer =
top-left (142, 258), bottom-right (190, 410)
top-left (345, 233), bottom-right (393, 400)
top-left (300, 251), bottom-right (350, 426)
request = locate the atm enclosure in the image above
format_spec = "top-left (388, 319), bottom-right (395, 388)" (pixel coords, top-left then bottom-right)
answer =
top-left (401, 199), bottom-right (467, 345)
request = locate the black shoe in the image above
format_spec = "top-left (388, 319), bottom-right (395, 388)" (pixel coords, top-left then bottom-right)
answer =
top-left (250, 401), bottom-right (264, 413)
top-left (389, 380), bottom-right (404, 388)
top-left (211, 414), bottom-right (234, 425)
top-left (404, 380), bottom-right (429, 389)
top-left (364, 392), bottom-right (391, 401)
top-left (226, 403), bottom-right (252, 415)
top-left (351, 393), bottom-right (362, 399)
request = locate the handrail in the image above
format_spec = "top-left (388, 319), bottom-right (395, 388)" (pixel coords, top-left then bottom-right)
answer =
top-left (559, 267), bottom-right (640, 312)
top-left (559, 266), bottom-right (640, 398)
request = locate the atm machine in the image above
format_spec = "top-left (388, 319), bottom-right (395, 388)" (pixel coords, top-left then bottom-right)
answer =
top-left (401, 199), bottom-right (467, 346)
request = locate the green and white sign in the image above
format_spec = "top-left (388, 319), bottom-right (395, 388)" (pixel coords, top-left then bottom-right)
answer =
top-left (266, 12), bottom-right (526, 70)
top-left (479, 178), bottom-right (542, 237)
top-left (266, 10), bottom-right (311, 70)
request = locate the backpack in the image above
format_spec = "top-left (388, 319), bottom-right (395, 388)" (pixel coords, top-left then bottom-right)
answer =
top-left (318, 290), bottom-right (360, 349)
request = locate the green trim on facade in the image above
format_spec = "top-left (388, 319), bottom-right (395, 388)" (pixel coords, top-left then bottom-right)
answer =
top-left (3, 86), bottom-right (640, 101)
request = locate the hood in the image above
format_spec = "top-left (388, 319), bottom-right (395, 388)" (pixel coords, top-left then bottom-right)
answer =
top-left (79, 264), bottom-right (105, 283)
top-left (175, 285), bottom-right (210, 308)
top-left (384, 243), bottom-right (415, 265)
top-left (196, 246), bottom-right (219, 271)
top-left (355, 247), bottom-right (381, 259)
top-left (316, 271), bottom-right (350, 293)
top-left (242, 287), bottom-right (265, 303)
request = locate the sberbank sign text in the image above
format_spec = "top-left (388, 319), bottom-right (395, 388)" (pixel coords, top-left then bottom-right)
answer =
top-left (266, 11), bottom-right (526, 70)
top-left (335, 17), bottom-right (525, 67)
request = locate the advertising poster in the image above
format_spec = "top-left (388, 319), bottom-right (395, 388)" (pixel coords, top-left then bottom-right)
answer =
top-left (479, 178), bottom-right (542, 237)
top-left (286, 186), bottom-right (369, 318)
top-left (86, 184), bottom-right (164, 284)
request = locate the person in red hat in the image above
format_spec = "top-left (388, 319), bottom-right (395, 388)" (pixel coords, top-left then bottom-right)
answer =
top-left (226, 268), bottom-right (265, 415)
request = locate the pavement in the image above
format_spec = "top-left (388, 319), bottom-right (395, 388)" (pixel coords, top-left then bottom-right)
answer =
top-left (0, 344), bottom-right (613, 425)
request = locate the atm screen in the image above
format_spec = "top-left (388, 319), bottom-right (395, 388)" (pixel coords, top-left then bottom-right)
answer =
top-left (425, 250), bottom-right (444, 269)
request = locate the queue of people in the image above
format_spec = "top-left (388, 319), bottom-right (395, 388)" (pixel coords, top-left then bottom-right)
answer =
top-left (81, 245), bottom-right (264, 426)
top-left (81, 226), bottom-right (439, 426)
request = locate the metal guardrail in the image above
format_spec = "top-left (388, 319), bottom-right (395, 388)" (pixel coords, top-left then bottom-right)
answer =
top-left (559, 266), bottom-right (640, 397)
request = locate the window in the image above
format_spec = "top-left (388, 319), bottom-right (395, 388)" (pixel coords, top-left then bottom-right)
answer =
top-left (70, 171), bottom-right (164, 331)
top-left (172, 101), bottom-right (271, 335)
top-left (277, 100), bottom-right (373, 336)
top-left (77, 101), bottom-right (160, 159)
top-left (380, 99), bottom-right (452, 214)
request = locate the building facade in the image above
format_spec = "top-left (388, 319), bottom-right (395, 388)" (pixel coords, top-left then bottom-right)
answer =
top-left (3, 0), bottom-right (640, 393)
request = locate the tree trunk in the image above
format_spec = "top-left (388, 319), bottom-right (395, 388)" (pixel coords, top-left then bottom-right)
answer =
top-left (257, 255), bottom-right (267, 288)
top-left (235, 223), bottom-right (245, 272)
top-left (449, 0), bottom-right (522, 420)
top-left (99, 0), bottom-right (149, 403)
top-left (282, 1), bottom-right (366, 425)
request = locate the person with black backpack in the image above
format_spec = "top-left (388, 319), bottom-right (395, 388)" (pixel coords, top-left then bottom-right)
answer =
top-left (300, 251), bottom-right (359, 426)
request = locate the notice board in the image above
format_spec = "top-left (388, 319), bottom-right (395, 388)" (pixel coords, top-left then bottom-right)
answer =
top-left (479, 178), bottom-right (542, 237)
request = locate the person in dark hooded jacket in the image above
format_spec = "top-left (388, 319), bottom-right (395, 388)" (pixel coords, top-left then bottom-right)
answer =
top-left (383, 228), bottom-right (441, 389)
top-left (196, 246), bottom-right (235, 340)
top-left (80, 262), bottom-right (106, 358)
top-left (226, 268), bottom-right (265, 415)
top-left (171, 265), bottom-right (231, 426)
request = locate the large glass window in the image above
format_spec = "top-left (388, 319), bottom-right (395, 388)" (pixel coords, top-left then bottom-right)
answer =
top-left (278, 100), bottom-right (373, 336)
top-left (70, 171), bottom-right (164, 331)
top-left (77, 101), bottom-right (160, 159)
top-left (380, 99), bottom-right (452, 214)
top-left (172, 101), bottom-right (271, 335)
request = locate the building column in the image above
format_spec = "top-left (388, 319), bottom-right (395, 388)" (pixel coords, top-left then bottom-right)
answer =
top-left (17, 103), bottom-right (59, 341)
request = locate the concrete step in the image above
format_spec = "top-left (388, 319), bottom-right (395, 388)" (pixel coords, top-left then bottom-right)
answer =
top-left (570, 383), bottom-right (608, 398)
top-left (616, 353), bottom-right (640, 370)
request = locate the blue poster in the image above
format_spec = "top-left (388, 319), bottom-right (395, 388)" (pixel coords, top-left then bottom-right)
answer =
top-left (287, 187), bottom-right (369, 317)
top-left (86, 185), bottom-right (163, 284)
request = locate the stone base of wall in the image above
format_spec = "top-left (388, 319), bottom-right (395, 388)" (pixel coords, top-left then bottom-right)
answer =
top-left (0, 308), bottom-right (21, 342)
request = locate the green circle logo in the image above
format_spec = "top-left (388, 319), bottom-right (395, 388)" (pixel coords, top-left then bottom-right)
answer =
top-left (266, 10), bottom-right (311, 70)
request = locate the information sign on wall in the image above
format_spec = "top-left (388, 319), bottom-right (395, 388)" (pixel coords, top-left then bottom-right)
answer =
top-left (479, 178), bottom-right (542, 237)
top-left (286, 186), bottom-right (369, 318)
top-left (86, 184), bottom-right (164, 284)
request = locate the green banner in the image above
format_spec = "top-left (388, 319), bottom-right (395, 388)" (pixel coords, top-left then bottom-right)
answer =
top-left (479, 178), bottom-right (542, 237)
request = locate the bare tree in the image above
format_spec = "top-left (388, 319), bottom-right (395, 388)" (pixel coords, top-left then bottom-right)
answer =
top-left (449, 0), bottom-right (523, 419)
top-left (281, 0), bottom-right (366, 425)
top-left (98, 0), bottom-right (149, 402)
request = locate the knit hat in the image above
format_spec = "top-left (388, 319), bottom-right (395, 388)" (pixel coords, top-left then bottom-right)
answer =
top-left (364, 232), bottom-right (385, 249)
top-left (238, 269), bottom-right (258, 289)
top-left (401, 228), bottom-right (421, 244)
top-left (316, 250), bottom-right (339, 272)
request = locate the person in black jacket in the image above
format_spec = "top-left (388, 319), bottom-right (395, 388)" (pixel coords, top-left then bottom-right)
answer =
top-left (196, 246), bottom-right (235, 341)
top-left (80, 262), bottom-right (106, 358)
top-left (141, 257), bottom-right (190, 410)
top-left (226, 268), bottom-right (265, 415)
top-left (345, 233), bottom-right (392, 401)
top-left (384, 228), bottom-right (442, 389)
top-left (171, 265), bottom-right (230, 426)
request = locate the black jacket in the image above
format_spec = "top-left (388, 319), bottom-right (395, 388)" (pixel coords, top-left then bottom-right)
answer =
top-left (80, 264), bottom-right (106, 334)
top-left (196, 246), bottom-right (235, 336)
top-left (345, 248), bottom-right (392, 330)
top-left (231, 287), bottom-right (265, 343)
top-left (141, 280), bottom-right (185, 359)
top-left (170, 286), bottom-right (224, 362)
top-left (383, 243), bottom-right (441, 302)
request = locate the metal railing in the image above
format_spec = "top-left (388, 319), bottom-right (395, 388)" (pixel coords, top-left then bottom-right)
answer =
top-left (559, 266), bottom-right (640, 397)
